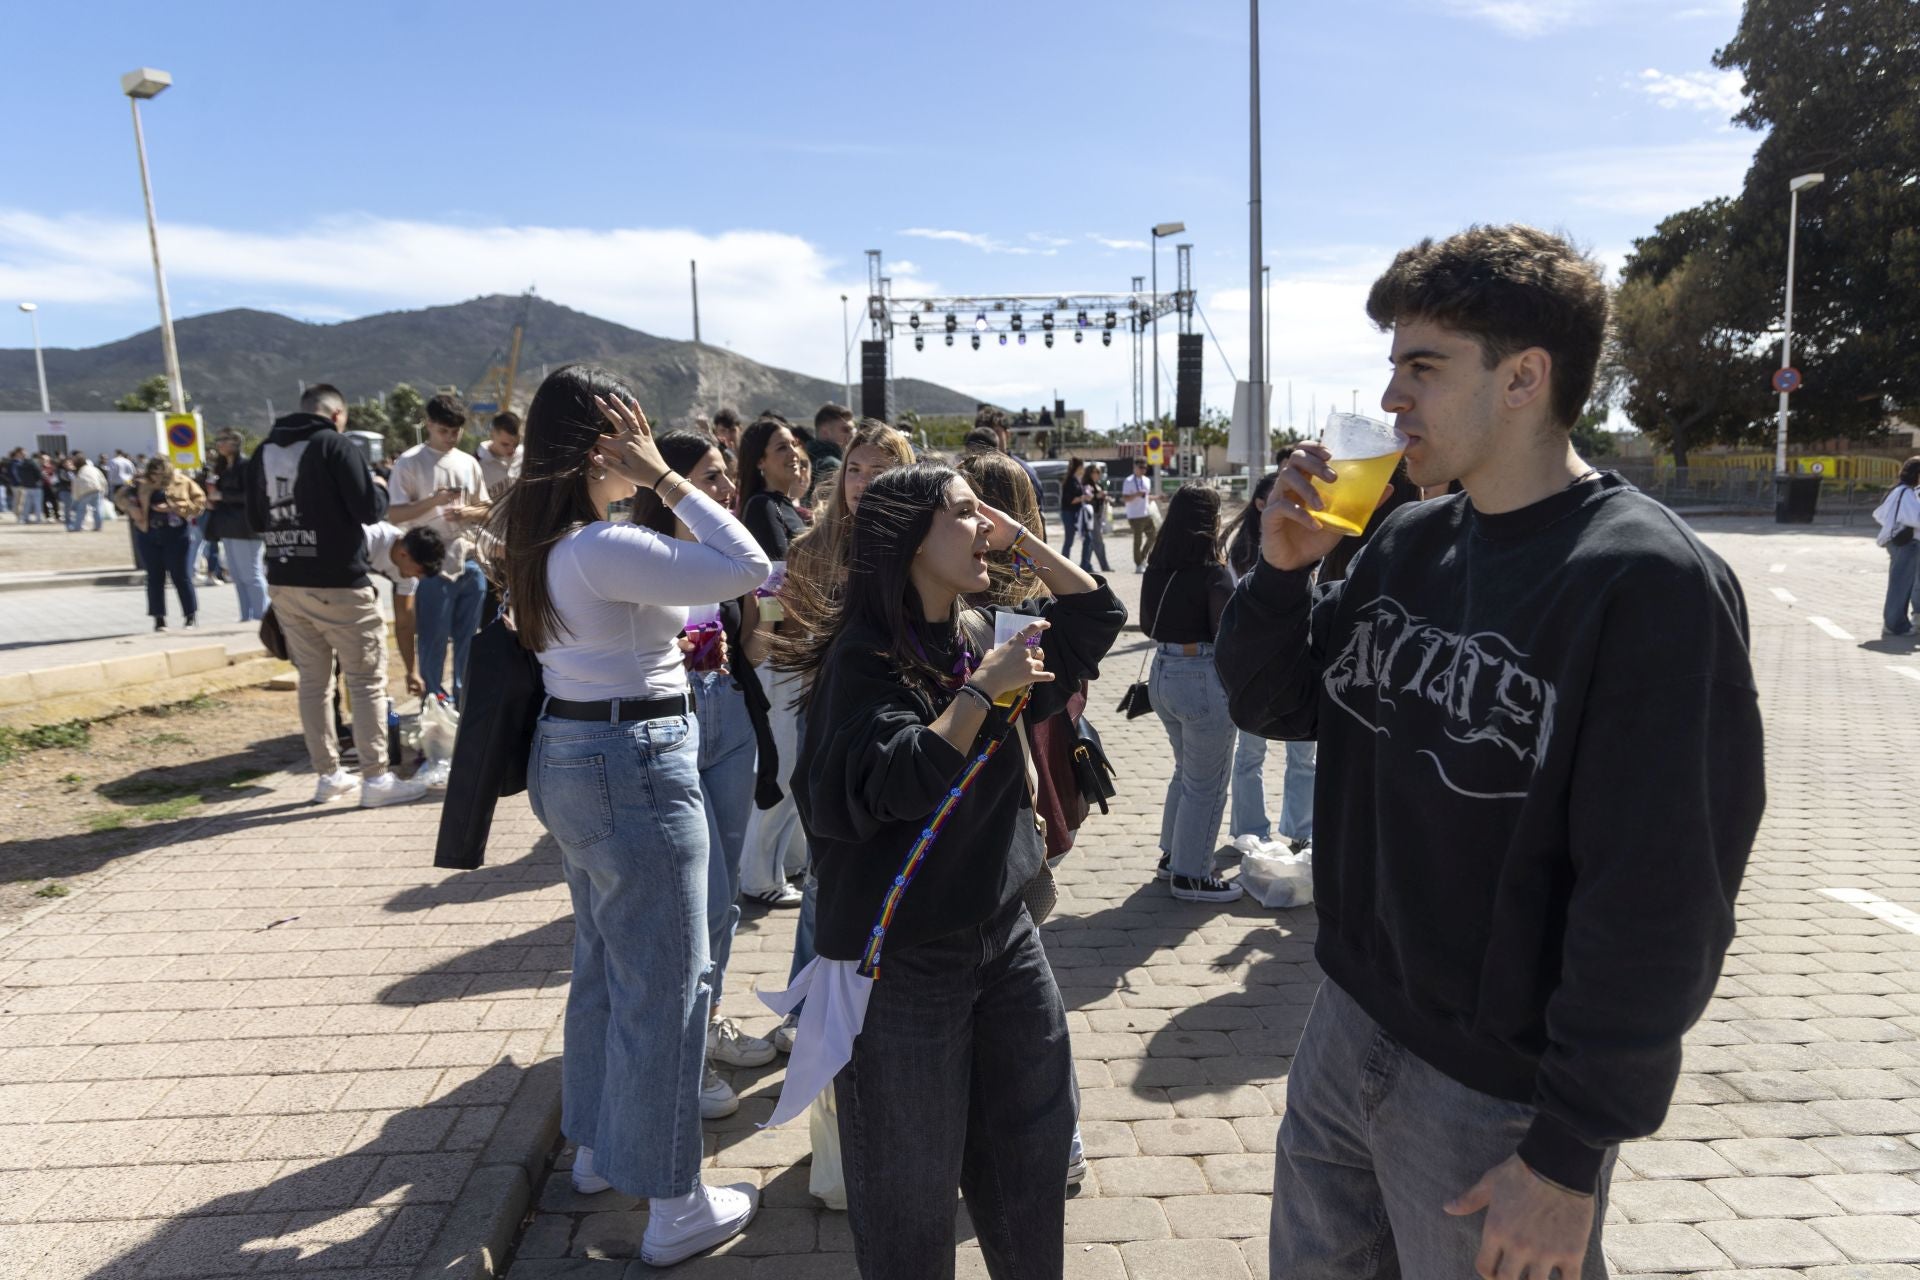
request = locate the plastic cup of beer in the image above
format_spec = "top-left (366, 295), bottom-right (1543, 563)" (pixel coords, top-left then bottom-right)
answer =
top-left (1309, 412), bottom-right (1409, 537)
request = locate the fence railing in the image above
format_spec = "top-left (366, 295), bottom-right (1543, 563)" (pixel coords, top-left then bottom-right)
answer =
top-left (1611, 461), bottom-right (1889, 521)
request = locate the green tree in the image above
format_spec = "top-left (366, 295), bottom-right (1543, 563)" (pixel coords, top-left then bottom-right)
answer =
top-left (346, 397), bottom-right (390, 441)
top-left (384, 384), bottom-right (426, 456)
top-left (114, 375), bottom-right (176, 412)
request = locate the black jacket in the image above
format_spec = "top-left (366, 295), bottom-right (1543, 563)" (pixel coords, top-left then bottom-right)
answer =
top-left (245, 414), bottom-right (386, 587)
top-left (204, 459), bottom-right (257, 542)
top-left (1213, 474), bottom-right (1764, 1193)
top-left (435, 615), bottom-right (544, 870)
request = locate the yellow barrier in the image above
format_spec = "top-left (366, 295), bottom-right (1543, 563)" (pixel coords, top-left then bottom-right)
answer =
top-left (1653, 454), bottom-right (1902, 485)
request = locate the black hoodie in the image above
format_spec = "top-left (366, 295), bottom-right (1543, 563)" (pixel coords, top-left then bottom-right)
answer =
top-left (245, 413), bottom-right (387, 588)
top-left (1214, 474), bottom-right (1764, 1194)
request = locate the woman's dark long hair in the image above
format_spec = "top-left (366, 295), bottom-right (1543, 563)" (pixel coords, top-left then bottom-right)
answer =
top-left (773, 462), bottom-right (970, 707)
top-left (481, 363), bottom-right (631, 652)
top-left (1148, 482), bottom-right (1224, 571)
top-left (1900, 456), bottom-right (1920, 489)
top-left (1227, 471), bottom-right (1279, 575)
top-left (735, 416), bottom-right (790, 512)
top-left (632, 430), bottom-right (723, 536)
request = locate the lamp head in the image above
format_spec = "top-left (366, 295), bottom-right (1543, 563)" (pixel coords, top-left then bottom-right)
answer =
top-left (1789, 173), bottom-right (1825, 193)
top-left (1152, 221), bottom-right (1186, 238)
top-left (18, 303), bottom-right (35, 314)
top-left (120, 68), bottom-right (173, 99)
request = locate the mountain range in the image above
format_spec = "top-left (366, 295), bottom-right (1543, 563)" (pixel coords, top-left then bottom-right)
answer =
top-left (0, 294), bottom-right (981, 429)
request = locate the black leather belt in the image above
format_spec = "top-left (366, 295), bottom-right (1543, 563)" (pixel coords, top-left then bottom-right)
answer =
top-left (544, 692), bottom-right (690, 722)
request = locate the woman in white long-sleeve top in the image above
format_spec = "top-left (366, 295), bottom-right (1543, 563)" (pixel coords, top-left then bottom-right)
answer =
top-left (482, 365), bottom-right (768, 1267)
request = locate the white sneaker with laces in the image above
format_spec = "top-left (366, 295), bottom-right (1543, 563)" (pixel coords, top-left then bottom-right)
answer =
top-left (360, 773), bottom-right (429, 808)
top-left (700, 1065), bottom-right (739, 1120)
top-left (569, 1145), bottom-right (613, 1195)
top-left (312, 770), bottom-right (358, 804)
top-left (744, 882), bottom-right (803, 908)
top-left (772, 1011), bottom-right (798, 1055)
top-left (641, 1182), bottom-right (758, 1267)
top-left (708, 1016), bottom-right (776, 1068)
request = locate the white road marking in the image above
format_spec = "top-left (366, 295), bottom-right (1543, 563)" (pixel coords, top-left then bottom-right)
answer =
top-left (1770, 563), bottom-right (1786, 573)
top-left (1770, 587), bottom-right (1797, 604)
top-left (1889, 666), bottom-right (1920, 685)
top-left (1809, 616), bottom-right (1855, 641)
top-left (1823, 887), bottom-right (1920, 937)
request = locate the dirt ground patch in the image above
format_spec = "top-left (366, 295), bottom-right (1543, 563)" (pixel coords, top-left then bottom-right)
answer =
top-left (0, 519), bottom-right (140, 576)
top-left (0, 648), bottom-right (420, 930)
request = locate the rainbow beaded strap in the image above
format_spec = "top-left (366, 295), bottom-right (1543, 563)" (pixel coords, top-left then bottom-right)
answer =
top-left (857, 690), bottom-right (1031, 978)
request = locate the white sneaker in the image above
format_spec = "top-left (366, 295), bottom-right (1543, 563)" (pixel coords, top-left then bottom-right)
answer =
top-left (744, 883), bottom-right (803, 908)
top-left (708, 1016), bottom-right (776, 1068)
top-left (700, 1065), bottom-right (739, 1120)
top-left (569, 1145), bottom-right (613, 1195)
top-left (312, 770), bottom-right (358, 804)
top-left (413, 759), bottom-right (452, 791)
top-left (641, 1182), bottom-right (758, 1267)
top-left (360, 773), bottom-right (429, 808)
top-left (772, 1011), bottom-right (798, 1055)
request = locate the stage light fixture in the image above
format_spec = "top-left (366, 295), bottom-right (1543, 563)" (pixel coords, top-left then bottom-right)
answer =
top-left (945, 314), bottom-right (957, 334)
top-left (1018, 333), bottom-right (1027, 346)
top-left (1011, 313), bottom-right (1023, 332)
top-left (1076, 310), bottom-right (1089, 328)
top-left (914, 334), bottom-right (924, 351)
top-left (1041, 313), bottom-right (1054, 331)
top-left (971, 334), bottom-right (981, 350)
top-left (974, 312), bottom-right (988, 332)
top-left (1044, 333), bottom-right (1054, 348)
top-left (909, 314), bottom-right (920, 330)
top-left (998, 334), bottom-right (1008, 346)
top-left (1074, 330), bottom-right (1084, 344)
top-left (946, 333), bottom-right (955, 347)
top-left (1101, 330), bottom-right (1113, 347)
top-left (1104, 311), bottom-right (1117, 329)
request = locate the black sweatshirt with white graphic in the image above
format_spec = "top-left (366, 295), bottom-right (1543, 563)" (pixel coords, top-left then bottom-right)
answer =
top-left (1214, 473), bottom-right (1765, 1193)
top-left (245, 414), bottom-right (387, 589)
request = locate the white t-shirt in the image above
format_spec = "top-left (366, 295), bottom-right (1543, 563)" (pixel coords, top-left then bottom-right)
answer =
top-left (388, 443), bottom-right (489, 577)
top-left (107, 456), bottom-right (136, 489)
top-left (1122, 472), bottom-right (1155, 520)
top-left (537, 489), bottom-right (770, 701)
top-left (478, 443), bottom-right (522, 495)
top-left (364, 522), bottom-right (419, 597)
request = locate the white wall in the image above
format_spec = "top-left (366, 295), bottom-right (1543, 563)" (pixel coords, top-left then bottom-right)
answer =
top-left (0, 411), bottom-right (166, 460)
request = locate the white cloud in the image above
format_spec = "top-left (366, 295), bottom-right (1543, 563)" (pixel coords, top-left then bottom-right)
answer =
top-left (1088, 234), bottom-right (1149, 252)
top-left (897, 227), bottom-right (1057, 256)
top-left (1539, 138), bottom-right (1756, 217)
top-left (0, 209), bottom-right (940, 399)
top-left (1632, 67), bottom-right (1745, 115)
top-left (1438, 0), bottom-right (1584, 37)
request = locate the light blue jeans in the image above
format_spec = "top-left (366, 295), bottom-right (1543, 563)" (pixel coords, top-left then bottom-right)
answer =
top-left (416, 558), bottom-right (487, 705)
top-left (1150, 645), bottom-right (1238, 880)
top-left (696, 671), bottom-right (758, 1004)
top-left (225, 538), bottom-right (268, 621)
top-left (66, 492), bottom-right (103, 532)
top-left (1883, 539), bottom-right (1920, 635)
top-left (1271, 979), bottom-right (1617, 1278)
top-left (741, 660), bottom-right (809, 897)
top-left (1232, 732), bottom-right (1315, 843)
top-left (529, 709), bottom-right (711, 1198)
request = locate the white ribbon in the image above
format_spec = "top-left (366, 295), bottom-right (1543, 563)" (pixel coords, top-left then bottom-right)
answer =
top-left (756, 956), bottom-right (873, 1128)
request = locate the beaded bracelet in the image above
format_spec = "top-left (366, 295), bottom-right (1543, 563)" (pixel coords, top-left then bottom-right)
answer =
top-left (1006, 525), bottom-right (1038, 579)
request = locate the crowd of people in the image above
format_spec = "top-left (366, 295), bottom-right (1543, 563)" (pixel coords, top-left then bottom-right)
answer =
top-left (3, 224), bottom-right (1781, 1279)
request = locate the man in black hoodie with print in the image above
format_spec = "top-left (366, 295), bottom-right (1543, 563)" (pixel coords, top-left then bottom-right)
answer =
top-left (1216, 226), bottom-right (1764, 1280)
top-left (247, 383), bottom-right (425, 810)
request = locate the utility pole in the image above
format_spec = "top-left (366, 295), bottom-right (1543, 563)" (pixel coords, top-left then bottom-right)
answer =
top-left (690, 260), bottom-right (701, 345)
top-left (1246, 0), bottom-right (1266, 481)
top-left (122, 69), bottom-right (185, 415)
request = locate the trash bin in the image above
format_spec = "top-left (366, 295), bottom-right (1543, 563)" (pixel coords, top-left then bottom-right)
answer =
top-left (1775, 474), bottom-right (1823, 524)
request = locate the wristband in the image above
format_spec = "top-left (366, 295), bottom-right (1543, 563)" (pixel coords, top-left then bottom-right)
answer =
top-left (957, 682), bottom-right (994, 712)
top-left (1006, 526), bottom-right (1037, 579)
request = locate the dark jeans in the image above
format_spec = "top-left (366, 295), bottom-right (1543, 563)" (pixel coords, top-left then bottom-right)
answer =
top-left (137, 523), bottom-right (197, 622)
top-left (1059, 509), bottom-right (1078, 561)
top-left (836, 897), bottom-right (1072, 1280)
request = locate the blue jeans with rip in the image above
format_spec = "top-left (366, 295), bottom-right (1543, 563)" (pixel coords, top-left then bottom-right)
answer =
top-left (1150, 645), bottom-right (1237, 879)
top-left (696, 671), bottom-right (757, 1004)
top-left (1271, 979), bottom-right (1617, 1278)
top-left (530, 709), bottom-right (711, 1198)
top-left (415, 558), bottom-right (486, 705)
top-left (1883, 538), bottom-right (1919, 635)
top-left (836, 896), bottom-right (1073, 1280)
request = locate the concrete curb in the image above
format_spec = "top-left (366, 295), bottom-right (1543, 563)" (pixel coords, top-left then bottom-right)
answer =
top-left (0, 651), bottom-right (290, 730)
top-left (0, 569), bottom-right (143, 594)
top-left (413, 1058), bottom-right (564, 1280)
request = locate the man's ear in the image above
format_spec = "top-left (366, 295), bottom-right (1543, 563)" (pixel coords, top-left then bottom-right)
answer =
top-left (1503, 348), bottom-right (1553, 415)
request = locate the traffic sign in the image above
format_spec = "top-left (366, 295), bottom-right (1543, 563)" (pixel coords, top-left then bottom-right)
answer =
top-left (163, 413), bottom-right (202, 469)
top-left (1772, 367), bottom-right (1802, 394)
top-left (1144, 431), bottom-right (1164, 467)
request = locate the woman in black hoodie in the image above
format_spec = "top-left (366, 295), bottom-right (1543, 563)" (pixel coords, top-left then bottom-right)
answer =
top-left (778, 463), bottom-right (1124, 1278)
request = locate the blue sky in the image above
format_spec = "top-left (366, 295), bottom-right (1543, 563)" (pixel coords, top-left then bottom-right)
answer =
top-left (0, 0), bottom-right (1759, 431)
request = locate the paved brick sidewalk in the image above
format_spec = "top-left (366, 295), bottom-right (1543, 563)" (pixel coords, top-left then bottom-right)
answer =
top-left (2, 521), bottom-right (1918, 1279)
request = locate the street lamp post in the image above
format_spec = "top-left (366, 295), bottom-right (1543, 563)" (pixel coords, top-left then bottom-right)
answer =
top-left (1774, 172), bottom-right (1824, 478)
top-left (1247, 0), bottom-right (1266, 485)
top-left (840, 294), bottom-right (852, 410)
top-left (18, 304), bottom-right (49, 414)
top-left (121, 68), bottom-right (186, 416)
top-left (1150, 221), bottom-right (1185, 444)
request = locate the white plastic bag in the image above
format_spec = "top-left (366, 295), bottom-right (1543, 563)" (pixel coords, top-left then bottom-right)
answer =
top-left (808, 1084), bottom-right (848, 1210)
top-left (419, 695), bottom-right (460, 766)
top-left (1240, 845), bottom-right (1314, 909)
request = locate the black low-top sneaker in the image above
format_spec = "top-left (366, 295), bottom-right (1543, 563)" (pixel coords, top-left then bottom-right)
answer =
top-left (1154, 852), bottom-right (1171, 881)
top-left (1169, 874), bottom-right (1244, 904)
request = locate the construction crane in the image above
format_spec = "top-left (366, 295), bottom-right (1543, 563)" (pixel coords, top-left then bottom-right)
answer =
top-left (467, 289), bottom-right (534, 420)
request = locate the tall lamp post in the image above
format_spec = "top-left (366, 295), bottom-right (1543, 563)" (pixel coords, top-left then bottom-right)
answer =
top-left (1246, 0), bottom-right (1265, 484)
top-left (840, 294), bottom-right (852, 410)
top-left (120, 68), bottom-right (186, 416)
top-left (1774, 172), bottom-right (1824, 478)
top-left (1150, 221), bottom-right (1185, 442)
top-left (18, 304), bottom-right (50, 414)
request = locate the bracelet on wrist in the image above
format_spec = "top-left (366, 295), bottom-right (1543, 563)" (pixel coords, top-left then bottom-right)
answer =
top-left (957, 681), bottom-right (994, 712)
top-left (1007, 526), bottom-right (1037, 579)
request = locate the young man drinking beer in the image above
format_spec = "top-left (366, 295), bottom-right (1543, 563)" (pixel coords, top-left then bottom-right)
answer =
top-left (1215, 225), bottom-right (1765, 1279)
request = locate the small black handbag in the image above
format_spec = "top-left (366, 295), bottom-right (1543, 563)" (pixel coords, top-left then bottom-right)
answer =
top-left (1069, 716), bottom-right (1118, 813)
top-left (1117, 572), bottom-right (1176, 719)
